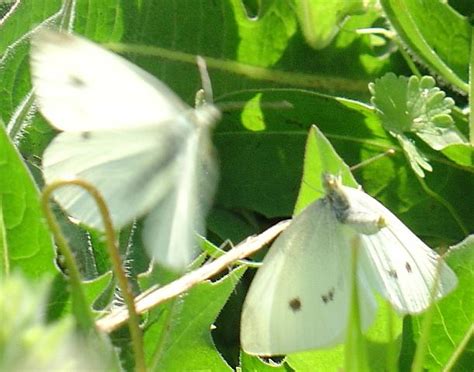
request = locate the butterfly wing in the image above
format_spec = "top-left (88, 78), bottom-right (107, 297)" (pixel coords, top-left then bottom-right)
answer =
top-left (142, 128), bottom-right (217, 269)
top-left (345, 186), bottom-right (458, 314)
top-left (43, 124), bottom-right (189, 229)
top-left (241, 199), bottom-right (377, 355)
top-left (30, 30), bottom-right (188, 131)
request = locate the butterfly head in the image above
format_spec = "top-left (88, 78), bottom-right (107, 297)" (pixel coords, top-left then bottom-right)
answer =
top-left (321, 173), bottom-right (343, 193)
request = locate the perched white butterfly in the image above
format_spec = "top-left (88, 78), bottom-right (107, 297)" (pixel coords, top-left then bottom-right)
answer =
top-left (241, 173), bottom-right (457, 355)
top-left (30, 30), bottom-right (220, 270)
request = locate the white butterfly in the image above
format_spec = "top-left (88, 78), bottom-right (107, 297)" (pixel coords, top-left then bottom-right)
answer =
top-left (241, 173), bottom-right (457, 355)
top-left (31, 30), bottom-right (220, 270)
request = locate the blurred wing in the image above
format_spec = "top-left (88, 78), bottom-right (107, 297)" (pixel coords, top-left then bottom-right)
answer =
top-left (346, 186), bottom-right (458, 314)
top-left (143, 129), bottom-right (217, 270)
top-left (31, 30), bottom-right (188, 131)
top-left (43, 124), bottom-right (189, 229)
top-left (241, 199), bottom-right (377, 355)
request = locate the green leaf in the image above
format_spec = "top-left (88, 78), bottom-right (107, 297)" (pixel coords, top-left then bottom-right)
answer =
top-left (380, 0), bottom-right (470, 92)
top-left (240, 351), bottom-right (292, 370)
top-left (404, 235), bottom-right (474, 371)
top-left (0, 273), bottom-right (119, 371)
top-left (294, 125), bottom-right (358, 214)
top-left (215, 89), bottom-right (396, 217)
top-left (141, 266), bottom-right (245, 370)
top-left (229, 0), bottom-right (297, 67)
top-left (0, 125), bottom-right (55, 278)
top-left (295, 0), bottom-right (367, 50)
top-left (207, 207), bottom-right (260, 244)
top-left (45, 271), bottom-right (113, 322)
top-left (370, 74), bottom-right (465, 148)
top-left (396, 133), bottom-right (432, 178)
top-left (369, 73), bottom-right (467, 176)
top-left (0, 2), bottom-right (472, 368)
top-left (441, 143), bottom-right (474, 167)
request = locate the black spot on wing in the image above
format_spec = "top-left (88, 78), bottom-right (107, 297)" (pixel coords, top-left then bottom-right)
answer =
top-left (289, 297), bottom-right (302, 311)
top-left (405, 262), bottom-right (412, 273)
top-left (388, 269), bottom-right (398, 279)
top-left (81, 131), bottom-right (91, 140)
top-left (321, 287), bottom-right (335, 304)
top-left (69, 74), bottom-right (86, 88)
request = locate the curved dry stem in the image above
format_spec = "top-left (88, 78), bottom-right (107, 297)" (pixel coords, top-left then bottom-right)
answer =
top-left (42, 180), bottom-right (96, 331)
top-left (42, 179), bottom-right (145, 372)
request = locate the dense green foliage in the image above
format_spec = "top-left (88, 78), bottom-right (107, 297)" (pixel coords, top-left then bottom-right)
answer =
top-left (0, 1), bottom-right (472, 371)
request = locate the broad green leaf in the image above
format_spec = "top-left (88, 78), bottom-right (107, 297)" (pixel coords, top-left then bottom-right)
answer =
top-left (380, 0), bottom-right (470, 93)
top-left (215, 89), bottom-right (396, 217)
top-left (0, 125), bottom-right (55, 278)
top-left (295, 0), bottom-right (366, 50)
top-left (441, 143), bottom-right (474, 167)
top-left (240, 351), bottom-right (292, 370)
top-left (370, 74), bottom-right (465, 149)
top-left (141, 266), bottom-right (245, 371)
top-left (229, 0), bottom-right (297, 66)
top-left (0, 0), bottom-right (62, 143)
top-left (401, 235), bottom-right (474, 371)
top-left (294, 124), bottom-right (357, 214)
top-left (0, 274), bottom-right (119, 371)
top-left (207, 207), bottom-right (260, 244)
top-left (45, 271), bottom-right (113, 322)
top-left (369, 73), bottom-right (468, 176)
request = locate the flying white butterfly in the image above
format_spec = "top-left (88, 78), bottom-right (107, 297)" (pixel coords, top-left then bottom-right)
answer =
top-left (30, 30), bottom-right (220, 270)
top-left (241, 173), bottom-right (457, 355)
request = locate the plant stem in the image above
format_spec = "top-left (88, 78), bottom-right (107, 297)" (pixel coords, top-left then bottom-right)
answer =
top-left (42, 181), bottom-right (96, 331)
top-left (96, 219), bottom-right (291, 333)
top-left (42, 179), bottom-right (146, 372)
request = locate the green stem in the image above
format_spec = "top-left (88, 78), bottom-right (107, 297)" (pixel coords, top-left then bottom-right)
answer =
top-left (42, 179), bottom-right (146, 372)
top-left (107, 43), bottom-right (370, 93)
top-left (416, 176), bottom-right (469, 236)
top-left (0, 198), bottom-right (9, 279)
top-left (443, 323), bottom-right (474, 371)
top-left (385, 302), bottom-right (398, 372)
top-left (411, 258), bottom-right (444, 372)
top-left (42, 181), bottom-right (96, 331)
top-left (469, 27), bottom-right (474, 145)
top-left (6, 91), bottom-right (35, 142)
top-left (397, 45), bottom-right (422, 78)
top-left (345, 236), bottom-right (369, 372)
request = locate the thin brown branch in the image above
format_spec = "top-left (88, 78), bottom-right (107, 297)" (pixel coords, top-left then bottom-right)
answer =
top-left (96, 220), bottom-right (290, 333)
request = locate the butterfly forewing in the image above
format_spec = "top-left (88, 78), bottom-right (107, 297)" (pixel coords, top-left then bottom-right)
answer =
top-left (241, 198), bottom-right (377, 355)
top-left (31, 30), bottom-right (188, 132)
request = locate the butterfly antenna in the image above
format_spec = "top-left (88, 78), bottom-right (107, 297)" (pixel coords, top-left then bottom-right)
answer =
top-left (196, 56), bottom-right (214, 104)
top-left (350, 148), bottom-right (396, 171)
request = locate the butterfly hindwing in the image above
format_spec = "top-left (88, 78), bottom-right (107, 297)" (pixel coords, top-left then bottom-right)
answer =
top-left (345, 186), bottom-right (458, 314)
top-left (142, 129), bottom-right (216, 269)
top-left (43, 124), bottom-right (190, 229)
